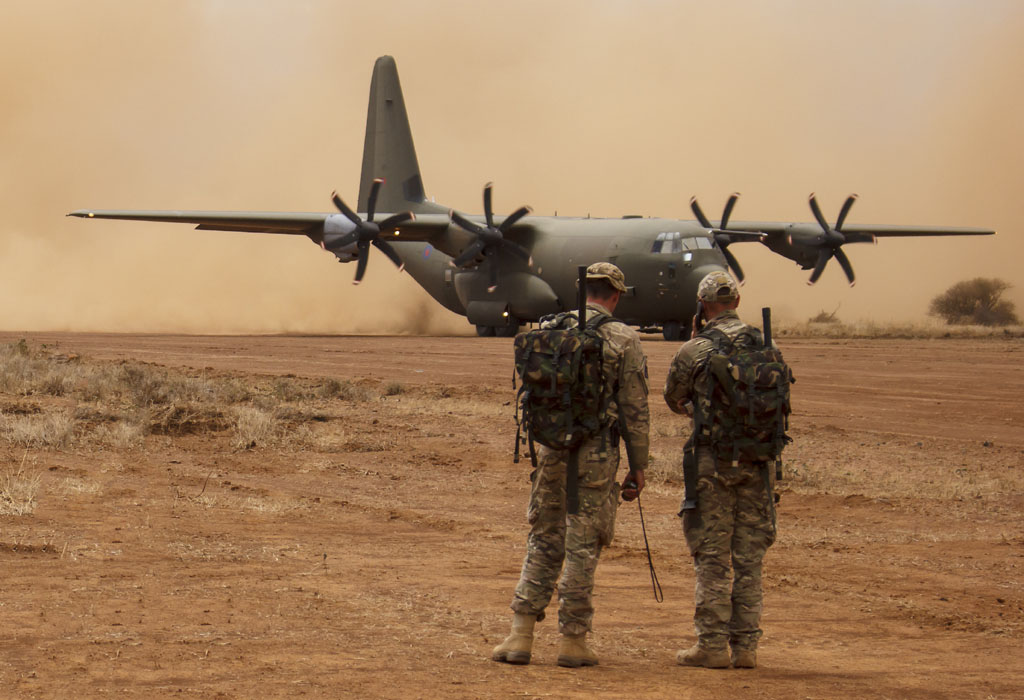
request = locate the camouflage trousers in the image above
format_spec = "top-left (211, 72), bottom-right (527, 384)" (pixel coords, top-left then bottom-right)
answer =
top-left (510, 433), bottom-right (620, 636)
top-left (681, 455), bottom-right (776, 651)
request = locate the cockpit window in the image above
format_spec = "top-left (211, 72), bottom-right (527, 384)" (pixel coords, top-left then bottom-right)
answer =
top-left (651, 231), bottom-right (683, 254)
top-left (682, 236), bottom-right (714, 251)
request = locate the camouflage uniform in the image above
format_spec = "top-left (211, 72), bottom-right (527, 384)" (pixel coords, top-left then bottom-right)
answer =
top-left (510, 301), bottom-right (650, 636)
top-left (664, 308), bottom-right (777, 654)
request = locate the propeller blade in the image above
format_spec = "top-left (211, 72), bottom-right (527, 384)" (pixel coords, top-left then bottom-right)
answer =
top-left (452, 240), bottom-right (486, 267)
top-left (483, 182), bottom-right (494, 229)
top-left (353, 242), bottom-right (370, 284)
top-left (833, 247), bottom-right (856, 286)
top-left (378, 211), bottom-right (415, 231)
top-left (332, 192), bottom-right (362, 226)
top-left (720, 192), bottom-right (740, 230)
top-left (807, 248), bottom-right (832, 285)
top-left (450, 210), bottom-right (485, 237)
top-left (366, 178), bottom-right (383, 222)
top-left (808, 193), bottom-right (831, 233)
top-left (486, 247), bottom-right (499, 291)
top-left (721, 247), bottom-right (745, 285)
top-left (690, 197), bottom-right (713, 229)
top-left (373, 239), bottom-right (406, 271)
top-left (331, 230), bottom-right (361, 250)
top-left (835, 194), bottom-right (859, 232)
top-left (499, 205), bottom-right (532, 232)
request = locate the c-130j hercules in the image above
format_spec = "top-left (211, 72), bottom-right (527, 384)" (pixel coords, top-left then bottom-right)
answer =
top-left (70, 56), bottom-right (994, 340)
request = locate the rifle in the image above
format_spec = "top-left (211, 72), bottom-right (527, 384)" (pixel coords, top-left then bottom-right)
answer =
top-left (762, 307), bottom-right (783, 512)
top-left (566, 265), bottom-right (587, 515)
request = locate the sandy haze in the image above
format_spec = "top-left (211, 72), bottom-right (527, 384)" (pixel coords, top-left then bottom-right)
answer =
top-left (1, 0), bottom-right (1022, 333)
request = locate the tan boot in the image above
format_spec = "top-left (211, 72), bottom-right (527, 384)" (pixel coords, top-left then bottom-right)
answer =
top-left (731, 648), bottom-right (757, 669)
top-left (557, 633), bottom-right (599, 668)
top-left (676, 643), bottom-right (730, 669)
top-left (492, 613), bottom-right (536, 665)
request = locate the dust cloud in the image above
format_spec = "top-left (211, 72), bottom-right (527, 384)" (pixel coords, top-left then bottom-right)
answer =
top-left (2, 1), bottom-right (1022, 334)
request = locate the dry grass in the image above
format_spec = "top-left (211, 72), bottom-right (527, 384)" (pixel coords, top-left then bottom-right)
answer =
top-left (0, 341), bottom-right (383, 451)
top-left (778, 319), bottom-right (1024, 339)
top-left (0, 459), bottom-right (42, 515)
top-left (0, 410), bottom-right (76, 449)
top-left (232, 406), bottom-right (280, 449)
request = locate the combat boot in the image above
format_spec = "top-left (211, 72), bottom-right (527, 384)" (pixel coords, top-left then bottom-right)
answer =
top-left (731, 647), bottom-right (757, 669)
top-left (676, 643), bottom-right (730, 669)
top-left (557, 633), bottom-right (599, 668)
top-left (492, 613), bottom-right (536, 665)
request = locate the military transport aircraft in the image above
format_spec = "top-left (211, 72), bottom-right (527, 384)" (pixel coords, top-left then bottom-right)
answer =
top-left (70, 56), bottom-right (995, 340)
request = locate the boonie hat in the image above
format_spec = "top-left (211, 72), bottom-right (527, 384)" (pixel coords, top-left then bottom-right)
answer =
top-left (697, 271), bottom-right (739, 303)
top-left (585, 262), bottom-right (627, 293)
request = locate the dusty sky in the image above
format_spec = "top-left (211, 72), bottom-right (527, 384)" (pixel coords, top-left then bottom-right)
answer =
top-left (2, 0), bottom-right (1022, 333)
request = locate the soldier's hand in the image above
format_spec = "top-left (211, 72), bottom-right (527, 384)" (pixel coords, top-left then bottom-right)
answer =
top-left (621, 470), bottom-right (645, 501)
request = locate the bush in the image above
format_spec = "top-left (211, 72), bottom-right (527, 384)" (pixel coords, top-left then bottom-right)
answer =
top-left (929, 278), bottom-right (1020, 326)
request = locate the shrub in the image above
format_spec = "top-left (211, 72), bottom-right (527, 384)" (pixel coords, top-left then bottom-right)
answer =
top-left (929, 278), bottom-right (1020, 326)
top-left (232, 406), bottom-right (279, 449)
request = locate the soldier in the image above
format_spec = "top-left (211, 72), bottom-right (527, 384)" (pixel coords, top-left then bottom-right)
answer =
top-left (664, 271), bottom-right (778, 670)
top-left (492, 262), bottom-right (651, 668)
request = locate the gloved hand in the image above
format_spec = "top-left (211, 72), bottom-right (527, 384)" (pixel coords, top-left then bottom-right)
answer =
top-left (621, 469), bottom-right (645, 501)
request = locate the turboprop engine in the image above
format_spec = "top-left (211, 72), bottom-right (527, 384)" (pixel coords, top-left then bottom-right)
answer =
top-left (319, 214), bottom-right (360, 262)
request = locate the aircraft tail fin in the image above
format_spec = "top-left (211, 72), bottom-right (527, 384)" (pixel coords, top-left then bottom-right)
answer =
top-left (358, 56), bottom-right (439, 215)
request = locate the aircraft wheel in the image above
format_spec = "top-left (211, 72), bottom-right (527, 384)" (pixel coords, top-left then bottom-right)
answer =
top-left (494, 321), bottom-right (521, 338)
top-left (476, 325), bottom-right (497, 337)
top-left (662, 321), bottom-right (684, 342)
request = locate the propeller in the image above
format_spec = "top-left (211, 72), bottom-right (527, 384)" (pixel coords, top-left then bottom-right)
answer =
top-left (801, 193), bottom-right (872, 286)
top-left (449, 182), bottom-right (532, 292)
top-left (326, 178), bottom-right (415, 285)
top-left (690, 192), bottom-right (746, 284)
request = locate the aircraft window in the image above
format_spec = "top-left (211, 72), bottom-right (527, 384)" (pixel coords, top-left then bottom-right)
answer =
top-left (652, 232), bottom-right (682, 255)
top-left (695, 237), bottom-right (713, 249)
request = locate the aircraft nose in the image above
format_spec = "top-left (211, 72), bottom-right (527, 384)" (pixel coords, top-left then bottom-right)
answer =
top-left (687, 264), bottom-right (730, 299)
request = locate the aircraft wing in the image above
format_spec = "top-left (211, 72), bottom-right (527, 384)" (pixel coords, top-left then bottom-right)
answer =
top-left (66, 209), bottom-right (452, 239)
top-left (736, 221), bottom-right (996, 238)
top-left (844, 224), bottom-right (995, 237)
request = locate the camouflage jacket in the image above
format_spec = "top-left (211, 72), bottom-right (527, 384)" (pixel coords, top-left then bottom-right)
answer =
top-left (663, 310), bottom-right (764, 419)
top-left (541, 302), bottom-right (651, 471)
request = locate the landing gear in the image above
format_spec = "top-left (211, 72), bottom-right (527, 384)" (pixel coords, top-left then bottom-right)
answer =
top-left (476, 321), bottom-right (521, 338)
top-left (662, 321), bottom-right (687, 342)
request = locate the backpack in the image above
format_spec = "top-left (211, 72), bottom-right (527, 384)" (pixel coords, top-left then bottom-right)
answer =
top-left (694, 327), bottom-right (792, 464)
top-left (513, 312), bottom-right (620, 461)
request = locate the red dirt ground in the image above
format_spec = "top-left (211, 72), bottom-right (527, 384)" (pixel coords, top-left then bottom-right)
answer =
top-left (1, 332), bottom-right (1021, 699)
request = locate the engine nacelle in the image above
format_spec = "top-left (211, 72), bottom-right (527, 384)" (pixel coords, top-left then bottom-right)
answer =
top-left (320, 213), bottom-right (359, 262)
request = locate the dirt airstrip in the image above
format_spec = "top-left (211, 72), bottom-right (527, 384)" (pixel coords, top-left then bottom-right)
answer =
top-left (0, 331), bottom-right (1021, 699)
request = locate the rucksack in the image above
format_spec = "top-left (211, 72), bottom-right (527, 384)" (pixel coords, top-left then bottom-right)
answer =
top-left (513, 312), bottom-right (620, 461)
top-left (694, 327), bottom-right (792, 464)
